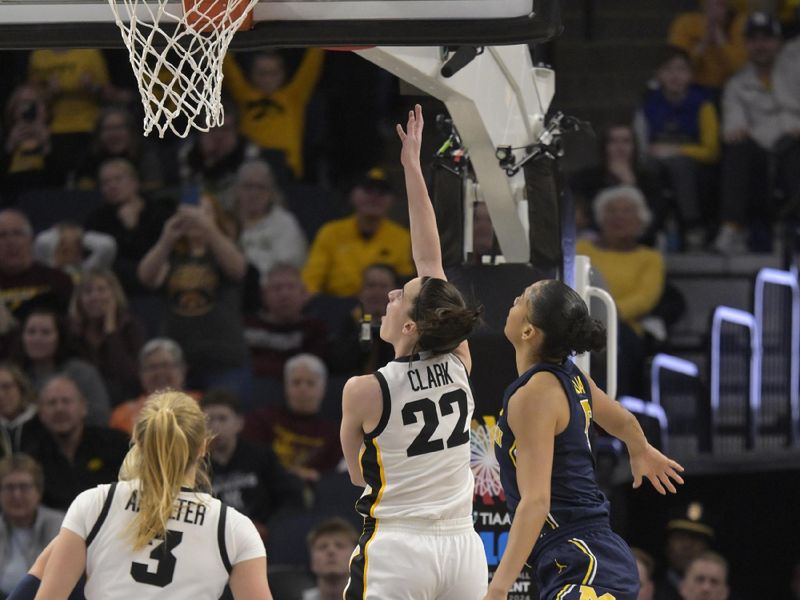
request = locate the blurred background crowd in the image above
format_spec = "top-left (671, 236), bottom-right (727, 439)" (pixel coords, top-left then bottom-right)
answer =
top-left (1, 0), bottom-right (800, 598)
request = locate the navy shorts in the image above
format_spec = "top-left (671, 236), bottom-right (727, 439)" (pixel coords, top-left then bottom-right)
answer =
top-left (534, 528), bottom-right (640, 600)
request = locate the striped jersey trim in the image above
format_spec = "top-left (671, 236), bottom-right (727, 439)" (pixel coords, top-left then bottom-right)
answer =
top-left (344, 518), bottom-right (378, 600)
top-left (355, 437), bottom-right (386, 518)
top-left (568, 538), bottom-right (598, 585)
top-left (555, 584), bottom-right (575, 599)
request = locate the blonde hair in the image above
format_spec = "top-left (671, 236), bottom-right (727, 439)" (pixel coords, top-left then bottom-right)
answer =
top-left (121, 391), bottom-right (211, 550)
top-left (69, 268), bottom-right (129, 328)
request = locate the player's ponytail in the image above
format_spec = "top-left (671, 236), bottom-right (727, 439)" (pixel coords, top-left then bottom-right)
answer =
top-left (411, 277), bottom-right (482, 355)
top-left (123, 391), bottom-right (210, 550)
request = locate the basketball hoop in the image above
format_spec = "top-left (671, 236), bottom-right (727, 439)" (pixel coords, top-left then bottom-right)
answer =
top-left (107, 0), bottom-right (259, 137)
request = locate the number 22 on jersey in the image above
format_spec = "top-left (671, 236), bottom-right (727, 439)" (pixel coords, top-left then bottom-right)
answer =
top-left (402, 389), bottom-right (470, 456)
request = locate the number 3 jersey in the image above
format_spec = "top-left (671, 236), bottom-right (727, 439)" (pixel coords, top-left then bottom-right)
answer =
top-left (61, 479), bottom-right (265, 600)
top-left (357, 352), bottom-right (476, 521)
top-left (494, 361), bottom-right (610, 560)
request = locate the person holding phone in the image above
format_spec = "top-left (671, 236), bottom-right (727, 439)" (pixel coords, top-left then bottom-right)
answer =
top-left (137, 194), bottom-right (251, 405)
top-left (1, 84), bottom-right (53, 199)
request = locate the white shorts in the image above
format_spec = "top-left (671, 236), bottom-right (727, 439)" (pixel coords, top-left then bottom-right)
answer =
top-left (345, 516), bottom-right (488, 600)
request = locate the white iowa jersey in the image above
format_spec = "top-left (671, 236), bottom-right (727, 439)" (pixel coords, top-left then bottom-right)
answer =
top-left (357, 352), bottom-right (476, 520)
top-left (61, 479), bottom-right (265, 600)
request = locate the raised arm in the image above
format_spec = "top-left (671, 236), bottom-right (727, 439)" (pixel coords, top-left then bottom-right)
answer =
top-left (589, 375), bottom-right (685, 494)
top-left (137, 215), bottom-right (182, 289)
top-left (397, 104), bottom-right (473, 370)
top-left (397, 104), bottom-right (445, 280)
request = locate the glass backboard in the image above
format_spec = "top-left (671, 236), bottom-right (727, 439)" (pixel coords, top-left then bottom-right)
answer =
top-left (0, 0), bottom-right (560, 49)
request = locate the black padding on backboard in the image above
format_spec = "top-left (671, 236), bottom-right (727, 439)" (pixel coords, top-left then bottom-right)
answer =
top-left (430, 165), bottom-right (466, 268)
top-left (524, 156), bottom-right (563, 271)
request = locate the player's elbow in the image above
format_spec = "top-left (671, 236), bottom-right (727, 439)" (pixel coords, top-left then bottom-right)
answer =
top-left (349, 473), bottom-right (366, 487)
top-left (517, 494), bottom-right (550, 517)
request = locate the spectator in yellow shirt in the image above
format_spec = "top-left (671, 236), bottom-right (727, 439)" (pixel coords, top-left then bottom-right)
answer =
top-left (577, 185), bottom-right (669, 396)
top-left (668, 0), bottom-right (748, 91)
top-left (27, 48), bottom-right (111, 182)
top-left (302, 169), bottom-right (414, 297)
top-left (576, 185), bottom-right (665, 337)
top-left (223, 49), bottom-right (324, 179)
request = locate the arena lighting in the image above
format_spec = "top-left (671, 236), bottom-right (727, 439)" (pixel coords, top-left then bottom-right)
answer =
top-left (710, 306), bottom-right (761, 448)
top-left (650, 354), bottom-right (700, 407)
top-left (753, 267), bottom-right (800, 445)
top-left (619, 396), bottom-right (669, 452)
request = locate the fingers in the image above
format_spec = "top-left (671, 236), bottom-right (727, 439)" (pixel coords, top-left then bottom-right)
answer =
top-left (647, 474), bottom-right (666, 495)
top-left (632, 474), bottom-right (642, 489)
top-left (657, 472), bottom-right (677, 494)
top-left (667, 468), bottom-right (685, 485)
top-left (397, 105), bottom-right (424, 145)
top-left (669, 459), bottom-right (685, 472)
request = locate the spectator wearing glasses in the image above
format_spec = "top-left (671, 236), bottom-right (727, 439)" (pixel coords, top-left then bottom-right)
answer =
top-left (0, 209), bottom-right (73, 323)
top-left (235, 159), bottom-right (307, 277)
top-left (109, 337), bottom-right (197, 435)
top-left (0, 454), bottom-right (64, 597)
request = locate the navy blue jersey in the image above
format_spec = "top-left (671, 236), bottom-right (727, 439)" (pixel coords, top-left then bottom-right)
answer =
top-left (495, 360), bottom-right (610, 564)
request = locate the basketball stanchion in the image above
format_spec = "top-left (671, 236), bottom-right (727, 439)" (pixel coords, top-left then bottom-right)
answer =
top-left (106, 0), bottom-right (259, 137)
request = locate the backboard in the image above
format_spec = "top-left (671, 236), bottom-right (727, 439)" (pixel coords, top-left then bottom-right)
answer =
top-left (0, 0), bottom-right (561, 49)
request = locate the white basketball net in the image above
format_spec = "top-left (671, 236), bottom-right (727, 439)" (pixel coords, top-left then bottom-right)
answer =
top-left (106, 0), bottom-right (259, 137)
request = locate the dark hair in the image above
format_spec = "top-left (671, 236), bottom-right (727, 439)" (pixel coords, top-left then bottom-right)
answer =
top-left (93, 104), bottom-right (139, 158)
top-left (200, 388), bottom-right (242, 415)
top-left (0, 453), bottom-right (45, 493)
top-left (411, 277), bottom-right (482, 355)
top-left (656, 45), bottom-right (691, 70)
top-left (13, 307), bottom-right (72, 369)
top-left (306, 517), bottom-right (359, 548)
top-left (526, 280), bottom-right (606, 361)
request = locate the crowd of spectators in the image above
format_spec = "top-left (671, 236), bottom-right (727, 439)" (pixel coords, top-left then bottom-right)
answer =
top-left (0, 4), bottom-right (796, 596)
top-left (573, 1), bottom-right (800, 256)
top-left (569, 0), bottom-right (800, 398)
top-left (0, 45), bottom-right (403, 597)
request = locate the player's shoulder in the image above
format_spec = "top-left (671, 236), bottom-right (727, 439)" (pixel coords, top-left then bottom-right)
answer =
top-left (344, 373), bottom-right (382, 396)
top-left (511, 370), bottom-right (565, 412)
top-left (224, 506), bottom-right (266, 557)
top-left (72, 483), bottom-right (110, 506)
top-left (342, 374), bottom-right (384, 421)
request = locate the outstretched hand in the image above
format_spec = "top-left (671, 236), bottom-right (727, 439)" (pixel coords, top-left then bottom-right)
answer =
top-left (396, 104), bottom-right (424, 169)
top-left (631, 444), bottom-right (685, 495)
